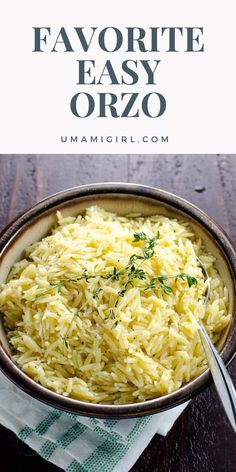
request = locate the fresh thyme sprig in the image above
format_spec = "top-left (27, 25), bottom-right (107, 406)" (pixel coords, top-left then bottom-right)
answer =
top-left (50, 268), bottom-right (96, 291)
top-left (144, 272), bottom-right (198, 294)
top-left (108, 231), bottom-right (160, 321)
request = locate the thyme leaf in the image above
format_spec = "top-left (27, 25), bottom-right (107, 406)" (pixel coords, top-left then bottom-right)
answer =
top-left (160, 283), bottom-right (173, 294)
top-left (109, 310), bottom-right (116, 319)
top-left (175, 272), bottom-right (198, 287)
top-left (93, 287), bottom-right (103, 299)
top-left (132, 231), bottom-right (147, 242)
top-left (111, 320), bottom-right (119, 329)
top-left (61, 335), bottom-right (69, 349)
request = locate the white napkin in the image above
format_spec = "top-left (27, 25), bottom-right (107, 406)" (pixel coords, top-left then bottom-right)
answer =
top-left (0, 372), bottom-right (189, 471)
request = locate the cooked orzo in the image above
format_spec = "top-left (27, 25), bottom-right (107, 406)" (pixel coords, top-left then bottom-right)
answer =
top-left (0, 206), bottom-right (230, 403)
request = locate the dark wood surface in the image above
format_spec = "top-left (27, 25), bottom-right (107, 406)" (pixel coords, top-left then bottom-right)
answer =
top-left (0, 154), bottom-right (235, 472)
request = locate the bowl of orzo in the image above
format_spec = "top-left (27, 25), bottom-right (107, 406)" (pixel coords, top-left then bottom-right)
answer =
top-left (0, 183), bottom-right (235, 418)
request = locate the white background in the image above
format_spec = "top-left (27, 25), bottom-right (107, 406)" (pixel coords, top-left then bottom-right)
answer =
top-left (0, 1), bottom-right (235, 153)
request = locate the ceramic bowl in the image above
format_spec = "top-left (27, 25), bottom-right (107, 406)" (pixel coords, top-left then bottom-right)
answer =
top-left (0, 183), bottom-right (235, 418)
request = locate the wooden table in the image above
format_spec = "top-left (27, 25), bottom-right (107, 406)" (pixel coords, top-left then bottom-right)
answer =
top-left (0, 154), bottom-right (235, 472)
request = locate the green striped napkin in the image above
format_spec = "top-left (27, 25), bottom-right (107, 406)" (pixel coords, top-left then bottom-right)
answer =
top-left (0, 372), bottom-right (188, 471)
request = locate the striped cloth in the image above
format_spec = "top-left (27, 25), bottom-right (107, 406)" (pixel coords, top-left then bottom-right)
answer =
top-left (0, 372), bottom-right (188, 471)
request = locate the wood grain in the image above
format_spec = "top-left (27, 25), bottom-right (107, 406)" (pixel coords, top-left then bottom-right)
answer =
top-left (0, 154), bottom-right (235, 472)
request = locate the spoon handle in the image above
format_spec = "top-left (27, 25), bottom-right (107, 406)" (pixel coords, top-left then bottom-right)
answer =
top-left (198, 323), bottom-right (236, 433)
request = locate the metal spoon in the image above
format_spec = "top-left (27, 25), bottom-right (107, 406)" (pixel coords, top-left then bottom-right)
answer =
top-left (197, 259), bottom-right (236, 432)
